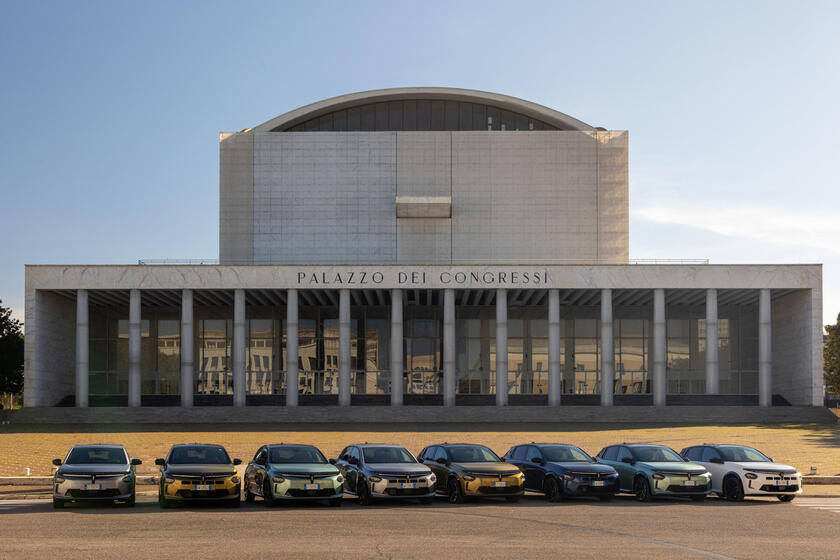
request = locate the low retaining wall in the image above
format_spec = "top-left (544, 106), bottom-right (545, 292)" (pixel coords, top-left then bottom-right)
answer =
top-left (8, 405), bottom-right (838, 424)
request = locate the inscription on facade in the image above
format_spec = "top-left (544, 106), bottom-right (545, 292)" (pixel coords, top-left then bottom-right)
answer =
top-left (296, 269), bottom-right (549, 288)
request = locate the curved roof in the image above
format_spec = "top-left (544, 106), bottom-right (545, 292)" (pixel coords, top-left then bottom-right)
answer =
top-left (251, 87), bottom-right (595, 132)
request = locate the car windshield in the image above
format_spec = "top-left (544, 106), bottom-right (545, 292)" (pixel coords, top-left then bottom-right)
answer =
top-left (168, 446), bottom-right (231, 465)
top-left (630, 446), bottom-right (684, 462)
top-left (541, 445), bottom-right (593, 462)
top-left (362, 447), bottom-right (416, 464)
top-left (269, 446), bottom-right (327, 464)
top-left (718, 446), bottom-right (771, 462)
top-left (65, 447), bottom-right (127, 465)
top-left (447, 445), bottom-right (500, 463)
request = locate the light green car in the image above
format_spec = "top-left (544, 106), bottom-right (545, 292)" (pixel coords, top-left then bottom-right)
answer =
top-left (243, 444), bottom-right (344, 506)
top-left (595, 443), bottom-right (712, 502)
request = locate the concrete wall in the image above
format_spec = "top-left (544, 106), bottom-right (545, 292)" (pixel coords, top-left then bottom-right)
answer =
top-left (24, 290), bottom-right (75, 407)
top-left (219, 133), bottom-right (254, 264)
top-left (221, 130), bottom-right (629, 265)
top-left (772, 289), bottom-right (822, 406)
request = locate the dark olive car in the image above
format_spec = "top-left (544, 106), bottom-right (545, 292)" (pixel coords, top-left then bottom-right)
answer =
top-left (418, 443), bottom-right (525, 503)
top-left (156, 444), bottom-right (242, 508)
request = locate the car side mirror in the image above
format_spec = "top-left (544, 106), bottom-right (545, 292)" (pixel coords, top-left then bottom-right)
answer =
top-left (437, 458), bottom-right (449, 465)
top-left (621, 457), bottom-right (634, 464)
top-left (530, 457), bottom-right (544, 464)
top-left (233, 458), bottom-right (242, 466)
top-left (349, 457), bottom-right (359, 465)
top-left (131, 458), bottom-right (142, 466)
top-left (52, 458), bottom-right (62, 466)
top-left (768, 457), bottom-right (774, 462)
top-left (155, 458), bottom-right (165, 466)
top-left (329, 458), bottom-right (336, 464)
top-left (709, 457), bottom-right (724, 464)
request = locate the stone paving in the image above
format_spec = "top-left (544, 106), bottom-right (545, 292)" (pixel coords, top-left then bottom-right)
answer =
top-left (1, 422), bottom-right (839, 478)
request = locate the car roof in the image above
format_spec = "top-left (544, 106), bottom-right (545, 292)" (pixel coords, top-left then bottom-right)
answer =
top-left (170, 443), bottom-right (225, 448)
top-left (71, 444), bottom-right (125, 449)
top-left (354, 443), bottom-right (406, 448)
top-left (265, 443), bottom-right (316, 448)
top-left (438, 443), bottom-right (489, 447)
top-left (532, 443), bottom-right (581, 447)
top-left (624, 443), bottom-right (668, 448)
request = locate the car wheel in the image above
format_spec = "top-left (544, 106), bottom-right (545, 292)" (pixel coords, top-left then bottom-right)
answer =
top-left (263, 480), bottom-right (277, 507)
top-left (52, 499), bottom-right (65, 509)
top-left (598, 494), bottom-right (614, 502)
top-left (543, 477), bottom-right (561, 502)
top-left (723, 475), bottom-right (745, 502)
top-left (447, 478), bottom-right (464, 504)
top-left (244, 484), bottom-right (255, 502)
top-left (328, 498), bottom-right (343, 507)
top-left (634, 476), bottom-right (653, 502)
top-left (125, 493), bottom-right (136, 507)
top-left (158, 487), bottom-right (172, 509)
top-left (777, 495), bottom-right (795, 502)
top-left (357, 480), bottom-right (373, 506)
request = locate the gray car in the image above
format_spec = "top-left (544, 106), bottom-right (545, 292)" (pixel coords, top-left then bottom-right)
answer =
top-left (334, 444), bottom-right (436, 505)
top-left (52, 444), bottom-right (141, 508)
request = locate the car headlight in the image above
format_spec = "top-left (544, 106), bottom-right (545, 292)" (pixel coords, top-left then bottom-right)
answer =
top-left (368, 476), bottom-right (383, 483)
top-left (429, 473), bottom-right (436, 483)
top-left (336, 475), bottom-right (344, 483)
top-left (272, 476), bottom-right (285, 483)
top-left (122, 474), bottom-right (135, 483)
top-left (563, 474), bottom-right (575, 481)
top-left (745, 473), bottom-right (758, 480)
top-left (164, 476), bottom-right (175, 484)
top-left (518, 473), bottom-right (526, 480)
top-left (231, 476), bottom-right (240, 484)
top-left (54, 476), bottom-right (65, 483)
top-left (652, 473), bottom-right (665, 480)
top-left (699, 472), bottom-right (710, 478)
top-left (462, 474), bottom-right (476, 481)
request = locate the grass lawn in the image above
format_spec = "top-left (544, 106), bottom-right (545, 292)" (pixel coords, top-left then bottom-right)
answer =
top-left (1, 422), bottom-right (839, 477)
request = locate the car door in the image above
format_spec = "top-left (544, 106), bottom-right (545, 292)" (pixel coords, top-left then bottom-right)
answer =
top-left (253, 447), bottom-right (269, 492)
top-left (423, 447), bottom-right (444, 491)
top-left (245, 447), bottom-right (263, 495)
top-left (345, 447), bottom-right (361, 493)
top-left (521, 446), bottom-right (544, 491)
top-left (613, 446), bottom-right (635, 491)
top-left (698, 446), bottom-right (724, 492)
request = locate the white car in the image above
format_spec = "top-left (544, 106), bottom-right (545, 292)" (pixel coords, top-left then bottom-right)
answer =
top-left (680, 444), bottom-right (801, 502)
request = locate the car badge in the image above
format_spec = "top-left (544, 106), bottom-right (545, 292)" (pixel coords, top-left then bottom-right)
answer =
top-left (91, 474), bottom-right (96, 483)
top-left (687, 473), bottom-right (691, 480)
top-left (498, 474), bottom-right (503, 481)
top-left (310, 475), bottom-right (315, 484)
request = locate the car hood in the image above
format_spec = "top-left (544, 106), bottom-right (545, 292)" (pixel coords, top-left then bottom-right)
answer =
top-left (550, 462), bottom-right (616, 474)
top-left (366, 463), bottom-right (431, 475)
top-left (268, 463), bottom-right (339, 476)
top-left (58, 464), bottom-right (129, 476)
top-left (638, 462), bottom-right (707, 474)
top-left (165, 464), bottom-right (237, 476)
top-left (455, 462), bottom-right (521, 475)
top-left (734, 462), bottom-right (798, 473)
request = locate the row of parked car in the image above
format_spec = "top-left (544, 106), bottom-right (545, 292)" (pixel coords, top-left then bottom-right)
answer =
top-left (50, 441), bottom-right (803, 509)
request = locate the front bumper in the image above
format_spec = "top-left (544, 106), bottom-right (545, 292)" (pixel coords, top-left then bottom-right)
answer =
top-left (742, 473), bottom-right (802, 495)
top-left (463, 474), bottom-right (525, 497)
top-left (162, 476), bottom-right (240, 501)
top-left (368, 476), bottom-right (435, 499)
top-left (270, 476), bottom-right (344, 500)
top-left (651, 474), bottom-right (712, 496)
top-left (563, 475), bottom-right (620, 496)
top-left (54, 475), bottom-right (134, 501)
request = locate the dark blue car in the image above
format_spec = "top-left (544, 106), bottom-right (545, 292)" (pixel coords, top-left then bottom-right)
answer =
top-left (503, 443), bottom-right (619, 502)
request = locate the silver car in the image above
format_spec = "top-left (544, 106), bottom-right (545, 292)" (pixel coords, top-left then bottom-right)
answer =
top-left (52, 444), bottom-right (141, 508)
top-left (335, 444), bottom-right (436, 505)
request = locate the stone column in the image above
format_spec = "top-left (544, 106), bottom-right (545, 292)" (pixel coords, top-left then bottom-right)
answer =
top-left (443, 288), bottom-right (456, 407)
top-left (180, 289), bottom-right (194, 407)
top-left (286, 289), bottom-right (299, 407)
top-left (600, 289), bottom-right (614, 406)
top-left (233, 289), bottom-right (246, 407)
top-left (75, 289), bottom-right (89, 408)
top-left (705, 288), bottom-right (719, 394)
top-left (759, 288), bottom-right (772, 407)
top-left (652, 288), bottom-right (666, 407)
top-left (339, 289), bottom-right (351, 406)
top-left (390, 289), bottom-right (403, 406)
top-left (548, 289), bottom-right (561, 406)
top-left (128, 289), bottom-right (142, 407)
top-left (495, 289), bottom-right (508, 407)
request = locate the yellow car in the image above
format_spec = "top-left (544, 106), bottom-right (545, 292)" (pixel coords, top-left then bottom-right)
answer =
top-left (418, 443), bottom-right (525, 503)
top-left (156, 444), bottom-right (242, 508)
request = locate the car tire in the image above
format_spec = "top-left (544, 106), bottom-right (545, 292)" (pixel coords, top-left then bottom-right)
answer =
top-left (543, 477), bottom-right (561, 502)
top-left (263, 480), bottom-right (276, 507)
top-left (357, 480), bottom-right (373, 506)
top-left (447, 478), bottom-right (465, 504)
top-left (598, 494), bottom-right (615, 502)
top-left (244, 485), bottom-right (255, 502)
top-left (158, 487), bottom-right (172, 509)
top-left (723, 475), bottom-right (745, 502)
top-left (329, 498), bottom-right (343, 507)
top-left (777, 495), bottom-right (795, 502)
top-left (125, 493), bottom-right (136, 507)
top-left (52, 499), bottom-right (65, 509)
top-left (634, 476), bottom-right (653, 502)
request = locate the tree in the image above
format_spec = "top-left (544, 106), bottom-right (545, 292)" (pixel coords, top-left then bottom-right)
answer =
top-left (825, 313), bottom-right (840, 396)
top-left (0, 300), bottom-right (24, 409)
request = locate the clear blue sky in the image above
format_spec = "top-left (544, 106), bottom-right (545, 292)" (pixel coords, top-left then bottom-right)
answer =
top-left (1, 0), bottom-right (838, 327)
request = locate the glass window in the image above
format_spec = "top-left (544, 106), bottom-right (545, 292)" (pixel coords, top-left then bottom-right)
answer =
top-left (540, 445), bottom-right (593, 462)
top-left (446, 445), bottom-right (500, 463)
top-left (362, 447), bottom-right (416, 464)
top-left (269, 446), bottom-right (327, 464)
top-left (403, 100), bottom-right (417, 130)
top-left (360, 104), bottom-right (375, 131)
top-left (416, 100), bottom-right (431, 131)
top-left (198, 318), bottom-right (232, 395)
top-left (65, 447), bottom-right (127, 465)
top-left (616, 447), bottom-right (633, 462)
top-left (471, 103), bottom-right (486, 130)
top-left (388, 101), bottom-right (403, 130)
top-left (168, 445), bottom-right (231, 465)
top-left (430, 100), bottom-right (445, 130)
top-left (629, 446), bottom-right (684, 462)
top-left (717, 446), bottom-right (771, 462)
top-left (700, 447), bottom-right (722, 462)
top-left (600, 446), bottom-right (616, 461)
top-left (375, 102), bottom-right (389, 130)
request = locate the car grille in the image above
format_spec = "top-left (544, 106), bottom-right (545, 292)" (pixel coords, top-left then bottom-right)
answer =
top-left (172, 477), bottom-right (226, 484)
top-left (665, 484), bottom-right (708, 493)
top-left (383, 487), bottom-right (430, 496)
top-left (477, 485), bottom-right (521, 495)
top-left (469, 471), bottom-right (520, 477)
top-left (67, 489), bottom-right (120, 498)
top-left (62, 474), bottom-right (124, 480)
top-left (175, 489), bottom-right (231, 498)
top-left (276, 473), bottom-right (336, 479)
top-left (760, 484), bottom-right (799, 492)
top-left (375, 473), bottom-right (429, 482)
top-left (571, 473), bottom-right (616, 483)
top-left (286, 488), bottom-right (335, 497)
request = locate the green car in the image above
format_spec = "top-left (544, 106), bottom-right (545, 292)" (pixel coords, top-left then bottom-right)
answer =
top-left (243, 444), bottom-right (344, 506)
top-left (595, 444), bottom-right (712, 502)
